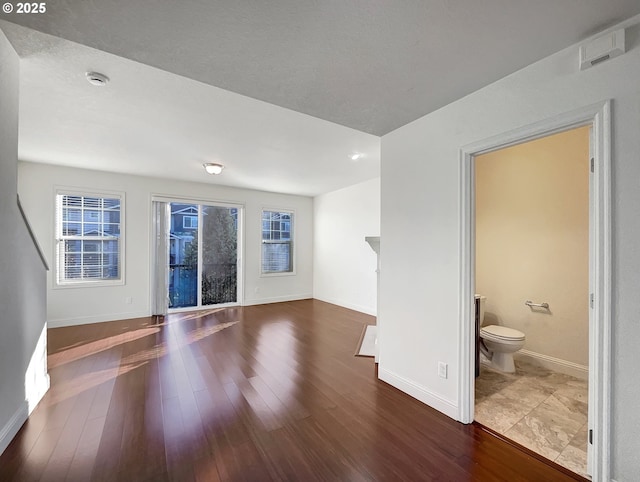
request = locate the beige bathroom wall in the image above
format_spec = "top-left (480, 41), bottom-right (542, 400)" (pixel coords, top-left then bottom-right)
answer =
top-left (475, 125), bottom-right (589, 367)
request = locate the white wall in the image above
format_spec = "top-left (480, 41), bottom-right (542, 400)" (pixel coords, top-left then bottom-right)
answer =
top-left (17, 162), bottom-right (313, 327)
top-left (0, 30), bottom-right (48, 455)
top-left (313, 178), bottom-right (380, 315)
top-left (380, 18), bottom-right (640, 480)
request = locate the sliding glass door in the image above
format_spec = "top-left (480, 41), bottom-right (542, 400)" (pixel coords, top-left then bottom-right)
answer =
top-left (168, 202), bottom-right (239, 310)
top-left (169, 203), bottom-right (198, 308)
top-left (201, 205), bottom-right (238, 305)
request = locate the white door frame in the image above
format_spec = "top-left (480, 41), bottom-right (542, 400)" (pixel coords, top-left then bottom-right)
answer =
top-left (457, 101), bottom-right (611, 480)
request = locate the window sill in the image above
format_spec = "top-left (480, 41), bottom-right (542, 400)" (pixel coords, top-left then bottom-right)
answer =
top-left (260, 271), bottom-right (296, 278)
top-left (53, 279), bottom-right (125, 289)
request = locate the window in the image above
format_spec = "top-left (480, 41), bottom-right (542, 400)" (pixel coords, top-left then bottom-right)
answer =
top-left (56, 192), bottom-right (123, 285)
top-left (261, 210), bottom-right (293, 274)
top-left (183, 215), bottom-right (198, 229)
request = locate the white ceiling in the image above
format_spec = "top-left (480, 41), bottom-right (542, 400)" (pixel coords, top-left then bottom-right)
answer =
top-left (0, 21), bottom-right (380, 197)
top-left (2, 2), bottom-right (640, 196)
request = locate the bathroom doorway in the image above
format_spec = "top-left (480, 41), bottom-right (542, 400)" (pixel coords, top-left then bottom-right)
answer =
top-left (458, 102), bottom-right (612, 480)
top-left (473, 125), bottom-right (590, 476)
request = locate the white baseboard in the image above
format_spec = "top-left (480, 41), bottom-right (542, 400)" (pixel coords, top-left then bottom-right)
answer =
top-left (47, 310), bottom-right (151, 328)
top-left (0, 402), bottom-right (28, 456)
top-left (515, 349), bottom-right (588, 380)
top-left (48, 297), bottom-right (319, 325)
top-left (312, 295), bottom-right (376, 316)
top-left (378, 367), bottom-right (458, 420)
top-left (242, 293), bottom-right (313, 306)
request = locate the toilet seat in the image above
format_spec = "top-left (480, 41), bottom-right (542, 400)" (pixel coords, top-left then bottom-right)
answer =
top-left (480, 325), bottom-right (525, 342)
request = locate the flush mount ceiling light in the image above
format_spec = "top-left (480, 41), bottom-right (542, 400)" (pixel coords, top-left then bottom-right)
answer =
top-left (203, 163), bottom-right (224, 175)
top-left (349, 152), bottom-right (364, 161)
top-left (86, 71), bottom-right (109, 86)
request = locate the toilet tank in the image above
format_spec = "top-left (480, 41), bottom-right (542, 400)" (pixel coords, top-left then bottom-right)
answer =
top-left (474, 294), bottom-right (486, 324)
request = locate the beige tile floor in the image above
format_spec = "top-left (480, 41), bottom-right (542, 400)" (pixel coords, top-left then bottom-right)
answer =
top-left (474, 359), bottom-right (589, 478)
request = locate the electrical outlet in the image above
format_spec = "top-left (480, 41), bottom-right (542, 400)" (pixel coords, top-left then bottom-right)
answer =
top-left (438, 362), bottom-right (448, 379)
top-left (254, 287), bottom-right (260, 293)
top-left (125, 297), bottom-right (132, 304)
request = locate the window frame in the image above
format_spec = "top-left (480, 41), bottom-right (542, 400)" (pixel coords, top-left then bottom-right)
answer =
top-left (260, 208), bottom-right (295, 277)
top-left (54, 188), bottom-right (125, 288)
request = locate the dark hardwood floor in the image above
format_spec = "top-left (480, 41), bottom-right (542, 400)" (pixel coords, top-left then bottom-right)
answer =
top-left (0, 300), bottom-right (585, 481)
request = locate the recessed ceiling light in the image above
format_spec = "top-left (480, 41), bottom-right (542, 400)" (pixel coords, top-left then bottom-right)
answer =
top-left (203, 163), bottom-right (224, 175)
top-left (349, 153), bottom-right (364, 161)
top-left (86, 71), bottom-right (109, 86)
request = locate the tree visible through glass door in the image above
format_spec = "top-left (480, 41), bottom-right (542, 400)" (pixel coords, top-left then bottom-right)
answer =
top-left (168, 203), bottom-right (238, 309)
top-left (202, 205), bottom-right (238, 305)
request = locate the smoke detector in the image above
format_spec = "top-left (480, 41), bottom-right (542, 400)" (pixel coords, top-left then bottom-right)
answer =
top-left (86, 71), bottom-right (110, 86)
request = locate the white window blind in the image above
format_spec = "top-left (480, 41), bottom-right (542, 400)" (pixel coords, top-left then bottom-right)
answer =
top-left (56, 193), bottom-right (123, 285)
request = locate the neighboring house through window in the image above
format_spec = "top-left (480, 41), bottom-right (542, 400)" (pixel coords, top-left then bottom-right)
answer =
top-left (55, 191), bottom-right (123, 286)
top-left (261, 209), bottom-right (293, 274)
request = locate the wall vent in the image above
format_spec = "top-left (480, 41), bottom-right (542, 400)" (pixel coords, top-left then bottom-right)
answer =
top-left (579, 28), bottom-right (625, 71)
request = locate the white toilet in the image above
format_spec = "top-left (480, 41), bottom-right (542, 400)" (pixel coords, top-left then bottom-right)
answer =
top-left (475, 295), bottom-right (525, 373)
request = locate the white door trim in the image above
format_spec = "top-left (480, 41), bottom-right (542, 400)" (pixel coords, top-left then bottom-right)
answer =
top-left (457, 101), bottom-right (611, 481)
